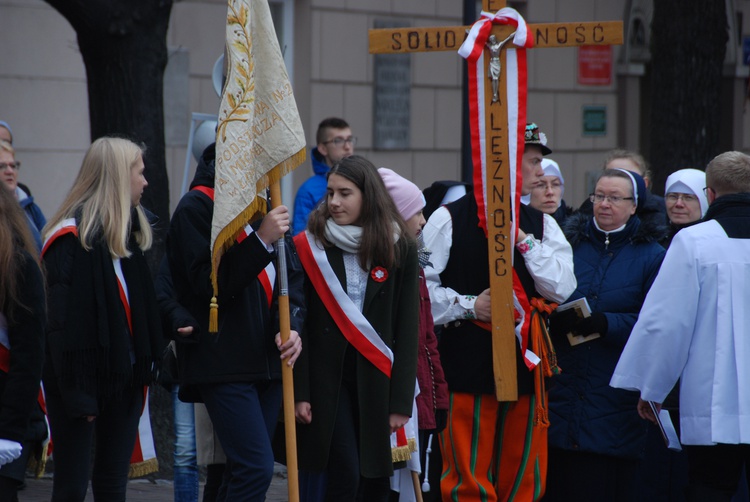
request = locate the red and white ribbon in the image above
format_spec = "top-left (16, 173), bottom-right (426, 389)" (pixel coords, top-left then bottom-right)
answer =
top-left (458, 8), bottom-right (533, 243)
top-left (294, 231), bottom-right (394, 378)
top-left (459, 9), bottom-right (539, 370)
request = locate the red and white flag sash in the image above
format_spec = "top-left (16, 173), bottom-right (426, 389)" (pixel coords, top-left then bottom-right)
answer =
top-left (193, 186), bottom-right (275, 307)
top-left (113, 253), bottom-right (159, 476)
top-left (459, 9), bottom-right (539, 369)
top-left (236, 224), bottom-right (275, 308)
top-left (294, 232), bottom-right (393, 378)
top-left (129, 387), bottom-right (158, 477)
top-left (41, 218), bottom-right (78, 257)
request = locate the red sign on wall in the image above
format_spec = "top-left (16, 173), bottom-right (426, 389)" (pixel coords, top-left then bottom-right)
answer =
top-left (578, 45), bottom-right (612, 86)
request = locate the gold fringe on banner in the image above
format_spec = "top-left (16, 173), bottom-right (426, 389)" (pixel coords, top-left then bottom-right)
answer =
top-left (128, 457), bottom-right (159, 479)
top-left (391, 438), bottom-right (418, 463)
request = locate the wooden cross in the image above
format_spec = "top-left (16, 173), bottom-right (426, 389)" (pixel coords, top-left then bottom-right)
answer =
top-left (369, 2), bottom-right (622, 401)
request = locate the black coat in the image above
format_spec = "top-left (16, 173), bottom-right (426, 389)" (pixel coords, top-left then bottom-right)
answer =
top-left (0, 250), bottom-right (45, 443)
top-left (293, 240), bottom-right (419, 478)
top-left (166, 145), bottom-right (305, 402)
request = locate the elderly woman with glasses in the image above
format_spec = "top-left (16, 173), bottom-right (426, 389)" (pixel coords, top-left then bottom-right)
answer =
top-left (526, 158), bottom-right (571, 225)
top-left (544, 168), bottom-right (668, 502)
top-left (662, 168), bottom-right (709, 248)
top-left (0, 140), bottom-right (46, 250)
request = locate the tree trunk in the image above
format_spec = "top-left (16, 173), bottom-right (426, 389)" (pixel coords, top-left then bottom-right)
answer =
top-left (44, 0), bottom-right (175, 479)
top-left (648, 0), bottom-right (728, 194)
top-left (43, 0), bottom-right (173, 268)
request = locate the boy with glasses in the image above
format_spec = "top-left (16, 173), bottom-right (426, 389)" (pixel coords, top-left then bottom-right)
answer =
top-left (292, 117), bottom-right (356, 235)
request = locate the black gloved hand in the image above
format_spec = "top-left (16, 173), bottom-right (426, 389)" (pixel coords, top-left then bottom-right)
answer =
top-left (573, 312), bottom-right (608, 337)
top-left (434, 409), bottom-right (448, 433)
top-left (548, 308), bottom-right (580, 338)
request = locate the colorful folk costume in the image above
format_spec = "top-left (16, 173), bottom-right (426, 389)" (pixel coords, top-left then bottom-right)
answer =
top-left (422, 193), bottom-right (575, 502)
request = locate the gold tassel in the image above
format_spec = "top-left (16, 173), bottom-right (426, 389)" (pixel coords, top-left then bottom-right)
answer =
top-left (27, 440), bottom-right (49, 478)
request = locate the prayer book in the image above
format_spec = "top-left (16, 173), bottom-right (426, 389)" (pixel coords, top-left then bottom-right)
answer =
top-left (555, 297), bottom-right (600, 346)
top-left (649, 401), bottom-right (682, 451)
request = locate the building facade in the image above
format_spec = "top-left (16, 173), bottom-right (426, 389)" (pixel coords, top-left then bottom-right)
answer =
top-left (1, 0), bottom-right (748, 219)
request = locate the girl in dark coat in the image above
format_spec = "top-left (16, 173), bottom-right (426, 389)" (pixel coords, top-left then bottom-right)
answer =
top-left (0, 186), bottom-right (46, 501)
top-left (42, 137), bottom-right (164, 502)
top-left (545, 168), bottom-right (667, 502)
top-left (293, 156), bottom-right (419, 502)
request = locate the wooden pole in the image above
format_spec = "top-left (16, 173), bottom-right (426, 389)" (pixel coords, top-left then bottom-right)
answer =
top-left (269, 182), bottom-right (299, 502)
top-left (411, 470), bottom-right (425, 502)
top-left (484, 45), bottom-right (517, 401)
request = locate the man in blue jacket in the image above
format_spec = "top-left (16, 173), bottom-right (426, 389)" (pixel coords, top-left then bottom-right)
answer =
top-left (292, 117), bottom-right (354, 234)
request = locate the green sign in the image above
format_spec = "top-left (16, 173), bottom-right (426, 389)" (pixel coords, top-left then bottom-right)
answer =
top-left (583, 106), bottom-right (607, 137)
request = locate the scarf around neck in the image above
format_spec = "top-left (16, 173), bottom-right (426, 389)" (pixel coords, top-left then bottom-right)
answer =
top-left (323, 218), bottom-right (402, 255)
top-left (324, 219), bottom-right (363, 254)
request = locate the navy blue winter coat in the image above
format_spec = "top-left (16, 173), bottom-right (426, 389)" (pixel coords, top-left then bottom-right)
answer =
top-left (548, 212), bottom-right (666, 459)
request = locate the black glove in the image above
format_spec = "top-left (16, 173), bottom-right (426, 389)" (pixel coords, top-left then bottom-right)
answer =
top-left (573, 312), bottom-right (608, 337)
top-left (548, 308), bottom-right (580, 338)
top-left (434, 409), bottom-right (448, 433)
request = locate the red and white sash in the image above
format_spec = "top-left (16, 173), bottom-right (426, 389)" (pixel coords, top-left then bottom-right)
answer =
top-left (41, 218), bottom-right (78, 257)
top-left (236, 224), bottom-right (275, 307)
top-left (459, 9), bottom-right (540, 370)
top-left (193, 186), bottom-right (275, 307)
top-left (293, 231), bottom-right (394, 378)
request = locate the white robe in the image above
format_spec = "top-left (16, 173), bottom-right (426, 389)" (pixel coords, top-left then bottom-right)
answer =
top-left (610, 220), bottom-right (750, 445)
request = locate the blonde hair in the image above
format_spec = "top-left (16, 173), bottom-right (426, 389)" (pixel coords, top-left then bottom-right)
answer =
top-left (44, 137), bottom-right (152, 258)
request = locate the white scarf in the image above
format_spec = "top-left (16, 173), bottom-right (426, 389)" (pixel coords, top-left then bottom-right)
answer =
top-left (324, 219), bottom-right (363, 254)
top-left (324, 219), bottom-right (401, 255)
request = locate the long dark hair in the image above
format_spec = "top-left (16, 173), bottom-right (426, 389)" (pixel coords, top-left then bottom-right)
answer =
top-left (308, 155), bottom-right (408, 269)
top-left (0, 186), bottom-right (41, 322)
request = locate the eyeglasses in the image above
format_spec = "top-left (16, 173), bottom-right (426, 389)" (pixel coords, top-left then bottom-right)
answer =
top-left (0, 161), bottom-right (20, 171)
top-left (533, 181), bottom-right (562, 191)
top-left (665, 193), bottom-right (698, 204)
top-left (323, 136), bottom-right (357, 147)
top-left (589, 193), bottom-right (634, 205)
top-left (703, 187), bottom-right (712, 196)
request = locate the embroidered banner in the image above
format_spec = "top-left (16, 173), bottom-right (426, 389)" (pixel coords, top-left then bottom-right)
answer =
top-left (211, 0), bottom-right (306, 329)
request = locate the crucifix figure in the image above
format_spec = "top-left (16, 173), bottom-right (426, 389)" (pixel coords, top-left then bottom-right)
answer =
top-left (370, 5), bottom-right (622, 501)
top-left (486, 32), bottom-right (515, 102)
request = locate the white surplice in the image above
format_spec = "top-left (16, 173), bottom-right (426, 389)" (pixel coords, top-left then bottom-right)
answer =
top-left (611, 220), bottom-right (750, 445)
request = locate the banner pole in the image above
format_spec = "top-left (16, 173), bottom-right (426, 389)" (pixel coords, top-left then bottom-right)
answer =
top-left (269, 181), bottom-right (300, 502)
